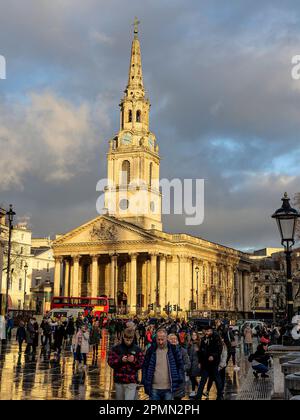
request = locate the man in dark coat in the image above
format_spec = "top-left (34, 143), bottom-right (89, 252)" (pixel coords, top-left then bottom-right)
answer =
top-left (54, 321), bottom-right (66, 359)
top-left (195, 326), bottom-right (223, 400)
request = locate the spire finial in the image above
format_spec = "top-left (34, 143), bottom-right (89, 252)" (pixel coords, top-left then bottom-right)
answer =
top-left (133, 17), bottom-right (140, 38)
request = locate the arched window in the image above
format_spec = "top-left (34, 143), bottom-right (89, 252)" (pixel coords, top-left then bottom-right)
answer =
top-left (121, 160), bottom-right (130, 185)
top-left (149, 162), bottom-right (153, 187)
top-left (128, 110), bottom-right (132, 123)
top-left (136, 110), bottom-right (141, 123)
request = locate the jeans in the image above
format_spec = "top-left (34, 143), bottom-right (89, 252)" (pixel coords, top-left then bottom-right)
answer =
top-left (196, 368), bottom-right (223, 400)
top-left (244, 343), bottom-right (253, 356)
top-left (253, 364), bottom-right (268, 374)
top-left (149, 389), bottom-right (173, 401)
top-left (115, 383), bottom-right (138, 400)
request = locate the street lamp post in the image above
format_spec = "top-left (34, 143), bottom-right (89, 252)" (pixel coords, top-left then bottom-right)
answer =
top-left (195, 266), bottom-right (199, 310)
top-left (23, 262), bottom-right (28, 310)
top-left (5, 205), bottom-right (15, 316)
top-left (272, 193), bottom-right (300, 344)
top-left (272, 193), bottom-right (300, 345)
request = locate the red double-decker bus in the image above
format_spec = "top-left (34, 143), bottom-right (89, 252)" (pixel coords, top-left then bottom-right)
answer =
top-left (50, 296), bottom-right (116, 318)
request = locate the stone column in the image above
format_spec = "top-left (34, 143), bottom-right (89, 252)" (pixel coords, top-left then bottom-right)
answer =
top-left (129, 253), bottom-right (137, 314)
top-left (54, 257), bottom-right (62, 296)
top-left (179, 257), bottom-right (188, 312)
top-left (91, 255), bottom-right (99, 297)
top-left (110, 254), bottom-right (118, 301)
top-left (64, 259), bottom-right (70, 297)
top-left (159, 255), bottom-right (166, 312)
top-left (243, 271), bottom-right (250, 315)
top-left (72, 256), bottom-right (80, 297)
top-left (150, 253), bottom-right (157, 310)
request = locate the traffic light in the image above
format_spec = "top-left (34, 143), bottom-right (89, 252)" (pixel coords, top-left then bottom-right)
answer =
top-left (173, 305), bottom-right (177, 311)
top-left (148, 303), bottom-right (154, 310)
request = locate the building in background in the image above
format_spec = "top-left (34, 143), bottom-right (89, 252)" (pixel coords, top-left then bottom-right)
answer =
top-left (30, 238), bottom-right (54, 314)
top-left (1, 220), bottom-right (32, 310)
top-left (249, 248), bottom-right (300, 321)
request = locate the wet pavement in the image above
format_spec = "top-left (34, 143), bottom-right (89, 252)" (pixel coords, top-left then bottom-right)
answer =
top-left (0, 331), bottom-right (255, 400)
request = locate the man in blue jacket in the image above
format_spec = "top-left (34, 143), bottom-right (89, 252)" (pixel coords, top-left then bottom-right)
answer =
top-left (142, 328), bottom-right (184, 400)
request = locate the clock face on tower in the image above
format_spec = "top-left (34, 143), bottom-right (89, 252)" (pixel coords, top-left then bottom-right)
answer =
top-left (121, 132), bottom-right (132, 145)
top-left (148, 134), bottom-right (155, 149)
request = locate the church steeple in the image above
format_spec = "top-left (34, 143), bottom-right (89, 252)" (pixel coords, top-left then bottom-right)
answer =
top-left (125, 17), bottom-right (144, 99)
top-left (105, 19), bottom-right (162, 231)
top-left (120, 18), bottom-right (150, 134)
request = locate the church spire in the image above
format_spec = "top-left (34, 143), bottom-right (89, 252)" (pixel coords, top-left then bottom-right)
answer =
top-left (125, 17), bottom-right (144, 98)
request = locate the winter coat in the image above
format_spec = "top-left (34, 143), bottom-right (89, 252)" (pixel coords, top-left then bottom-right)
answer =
top-left (249, 344), bottom-right (270, 367)
top-left (66, 320), bottom-right (75, 336)
top-left (89, 326), bottom-right (102, 345)
top-left (26, 322), bottom-right (35, 344)
top-left (142, 342), bottom-right (184, 395)
top-left (108, 341), bottom-right (144, 384)
top-left (187, 341), bottom-right (201, 377)
top-left (54, 325), bottom-right (66, 347)
top-left (198, 332), bottom-right (223, 371)
top-left (219, 344), bottom-right (228, 370)
top-left (16, 326), bottom-right (26, 342)
top-left (174, 346), bottom-right (191, 399)
top-left (243, 327), bottom-right (253, 344)
top-left (74, 330), bottom-right (90, 354)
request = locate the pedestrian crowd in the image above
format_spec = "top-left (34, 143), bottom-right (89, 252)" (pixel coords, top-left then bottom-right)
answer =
top-left (4, 313), bottom-right (278, 400)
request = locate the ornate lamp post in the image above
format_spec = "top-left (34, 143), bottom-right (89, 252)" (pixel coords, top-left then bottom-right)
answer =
top-left (195, 266), bottom-right (199, 310)
top-left (23, 262), bottom-right (28, 310)
top-left (5, 205), bottom-right (15, 316)
top-left (272, 193), bottom-right (300, 344)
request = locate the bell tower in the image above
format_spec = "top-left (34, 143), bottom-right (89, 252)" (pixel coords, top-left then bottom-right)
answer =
top-left (104, 19), bottom-right (162, 231)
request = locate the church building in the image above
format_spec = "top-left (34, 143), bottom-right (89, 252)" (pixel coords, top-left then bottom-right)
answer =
top-left (52, 22), bottom-right (251, 318)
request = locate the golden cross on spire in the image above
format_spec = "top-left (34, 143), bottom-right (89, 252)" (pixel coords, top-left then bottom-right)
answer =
top-left (133, 17), bottom-right (140, 37)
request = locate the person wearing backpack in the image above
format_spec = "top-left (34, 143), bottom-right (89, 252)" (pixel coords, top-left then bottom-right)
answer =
top-left (248, 342), bottom-right (271, 378)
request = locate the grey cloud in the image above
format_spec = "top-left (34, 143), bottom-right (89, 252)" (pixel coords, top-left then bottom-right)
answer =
top-left (1, 0), bottom-right (300, 250)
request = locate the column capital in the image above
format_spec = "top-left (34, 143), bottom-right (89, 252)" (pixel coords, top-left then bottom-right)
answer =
top-left (129, 253), bottom-right (138, 259)
top-left (91, 254), bottom-right (99, 262)
top-left (149, 252), bottom-right (158, 257)
top-left (109, 252), bottom-right (118, 259)
top-left (71, 254), bottom-right (80, 263)
top-left (54, 256), bottom-right (63, 263)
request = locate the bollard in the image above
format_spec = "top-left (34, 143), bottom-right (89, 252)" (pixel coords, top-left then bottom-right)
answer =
top-left (280, 353), bottom-right (300, 365)
top-left (282, 359), bottom-right (300, 399)
top-left (285, 372), bottom-right (300, 400)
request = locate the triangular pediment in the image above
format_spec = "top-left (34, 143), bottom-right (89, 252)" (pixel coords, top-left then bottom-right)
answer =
top-left (53, 215), bottom-right (157, 246)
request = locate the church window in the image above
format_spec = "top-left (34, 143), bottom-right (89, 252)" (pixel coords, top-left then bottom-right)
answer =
top-left (149, 162), bottom-right (153, 187)
top-left (121, 160), bottom-right (131, 185)
top-left (120, 199), bottom-right (129, 210)
top-left (136, 110), bottom-right (141, 122)
top-left (128, 110), bottom-right (132, 122)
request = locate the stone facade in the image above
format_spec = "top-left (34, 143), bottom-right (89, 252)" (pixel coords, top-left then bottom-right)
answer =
top-left (52, 24), bottom-right (251, 318)
top-left (249, 248), bottom-right (300, 320)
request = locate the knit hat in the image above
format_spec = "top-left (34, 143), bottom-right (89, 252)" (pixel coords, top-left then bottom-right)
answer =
top-left (260, 336), bottom-right (270, 344)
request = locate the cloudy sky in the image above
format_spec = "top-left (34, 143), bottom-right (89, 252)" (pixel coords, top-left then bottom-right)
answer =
top-left (1, 0), bottom-right (300, 251)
